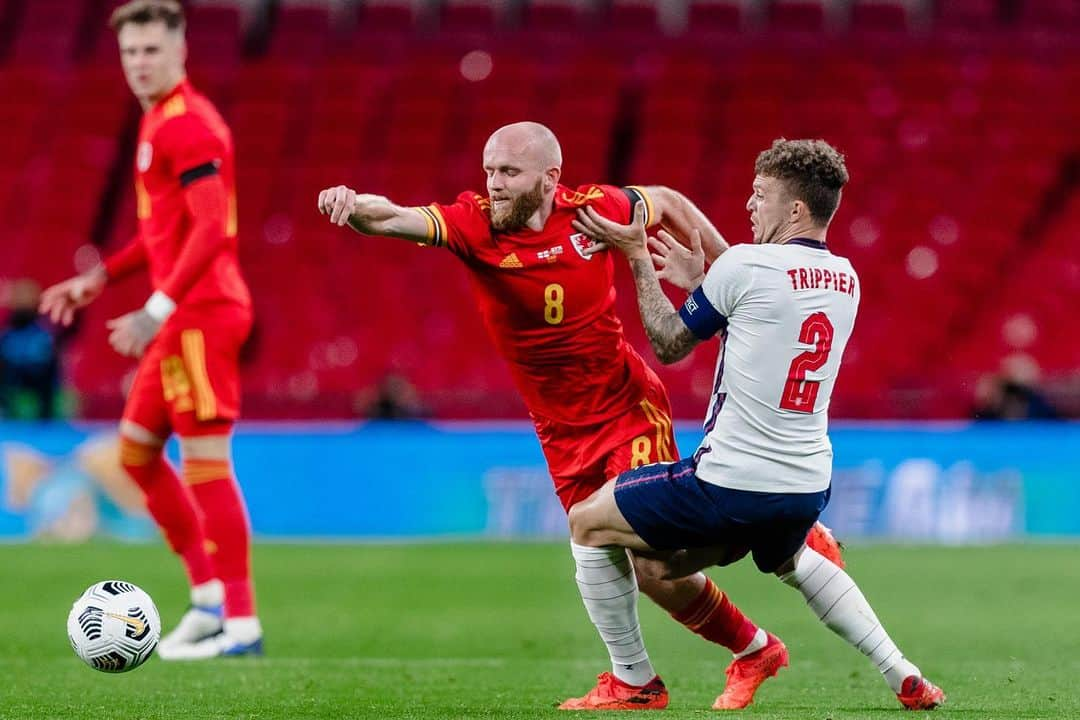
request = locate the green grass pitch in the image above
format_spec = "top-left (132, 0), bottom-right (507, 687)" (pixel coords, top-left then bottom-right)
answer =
top-left (2, 542), bottom-right (1077, 719)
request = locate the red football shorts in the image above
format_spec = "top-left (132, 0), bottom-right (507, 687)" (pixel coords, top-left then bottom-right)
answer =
top-left (122, 305), bottom-right (252, 438)
top-left (534, 377), bottom-right (679, 512)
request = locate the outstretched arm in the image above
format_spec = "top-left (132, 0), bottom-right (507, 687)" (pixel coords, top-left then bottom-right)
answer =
top-left (580, 203), bottom-right (701, 364)
top-left (318, 185), bottom-right (434, 244)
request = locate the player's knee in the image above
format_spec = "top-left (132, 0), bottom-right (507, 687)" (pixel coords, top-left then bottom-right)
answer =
top-left (567, 502), bottom-right (604, 546)
top-left (117, 436), bottom-right (164, 486)
top-left (178, 431), bottom-right (231, 461)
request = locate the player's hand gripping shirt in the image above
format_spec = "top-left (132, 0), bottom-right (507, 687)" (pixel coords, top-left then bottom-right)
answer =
top-left (107, 79), bottom-right (250, 315)
top-left (678, 240), bottom-right (859, 493)
top-left (421, 184), bottom-right (659, 425)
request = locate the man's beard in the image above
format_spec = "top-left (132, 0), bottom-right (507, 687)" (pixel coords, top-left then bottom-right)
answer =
top-left (491, 180), bottom-right (545, 232)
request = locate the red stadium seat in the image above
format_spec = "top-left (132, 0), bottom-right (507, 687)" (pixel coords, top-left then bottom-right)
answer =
top-left (8, 0), bottom-right (89, 65)
top-left (608, 0), bottom-right (664, 34)
top-left (1017, 0), bottom-right (1080, 30)
top-left (849, 0), bottom-right (910, 33)
top-left (367, 4), bottom-right (420, 30)
top-left (268, 3), bottom-right (334, 61)
top-left (521, 0), bottom-right (593, 31)
top-left (441, 1), bottom-right (503, 32)
top-left (769, 1), bottom-right (827, 33)
top-left (686, 0), bottom-right (745, 34)
top-left (185, 4), bottom-right (246, 68)
top-left (937, 0), bottom-right (1000, 30)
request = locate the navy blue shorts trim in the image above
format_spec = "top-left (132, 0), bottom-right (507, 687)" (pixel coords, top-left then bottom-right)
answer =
top-left (613, 457), bottom-right (830, 573)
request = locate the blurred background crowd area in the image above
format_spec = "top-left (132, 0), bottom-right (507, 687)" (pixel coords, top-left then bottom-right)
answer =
top-left (0, 0), bottom-right (1077, 421)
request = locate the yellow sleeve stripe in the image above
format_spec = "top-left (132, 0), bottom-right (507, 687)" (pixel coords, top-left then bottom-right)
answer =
top-left (180, 329), bottom-right (218, 421)
top-left (413, 207), bottom-right (436, 245)
top-left (427, 204), bottom-right (449, 247)
top-left (414, 206), bottom-right (448, 247)
top-left (626, 185), bottom-right (656, 226)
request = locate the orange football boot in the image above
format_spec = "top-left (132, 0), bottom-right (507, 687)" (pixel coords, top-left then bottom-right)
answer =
top-left (897, 675), bottom-right (946, 710)
top-left (712, 632), bottom-right (789, 710)
top-left (558, 672), bottom-right (669, 711)
top-left (806, 521), bottom-right (845, 568)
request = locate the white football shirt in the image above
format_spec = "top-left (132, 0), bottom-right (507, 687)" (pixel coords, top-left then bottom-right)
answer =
top-left (677, 239), bottom-right (860, 493)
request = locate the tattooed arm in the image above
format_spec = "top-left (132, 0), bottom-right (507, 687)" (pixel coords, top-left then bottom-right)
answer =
top-left (627, 254), bottom-right (702, 364)
top-left (577, 201), bottom-right (702, 364)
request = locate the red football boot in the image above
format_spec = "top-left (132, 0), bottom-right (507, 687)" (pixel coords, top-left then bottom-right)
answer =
top-left (713, 632), bottom-right (789, 710)
top-left (558, 672), bottom-right (668, 711)
top-left (897, 675), bottom-right (946, 710)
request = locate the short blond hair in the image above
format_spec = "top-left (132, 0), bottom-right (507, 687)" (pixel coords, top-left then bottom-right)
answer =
top-left (755, 139), bottom-right (849, 226)
top-left (109, 0), bottom-right (185, 33)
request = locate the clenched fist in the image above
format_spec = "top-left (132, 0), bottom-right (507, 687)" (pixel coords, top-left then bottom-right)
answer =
top-left (318, 185), bottom-right (358, 226)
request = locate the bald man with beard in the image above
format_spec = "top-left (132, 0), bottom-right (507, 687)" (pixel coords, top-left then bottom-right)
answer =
top-left (318, 122), bottom-right (843, 710)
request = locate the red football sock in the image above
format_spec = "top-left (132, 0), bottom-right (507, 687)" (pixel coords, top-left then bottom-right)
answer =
top-left (183, 458), bottom-right (255, 618)
top-left (119, 438), bottom-right (216, 587)
top-left (671, 577), bottom-right (758, 653)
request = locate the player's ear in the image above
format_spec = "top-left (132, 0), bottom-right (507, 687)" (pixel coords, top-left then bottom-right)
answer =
top-left (544, 167), bottom-right (560, 192)
top-left (790, 199), bottom-right (806, 224)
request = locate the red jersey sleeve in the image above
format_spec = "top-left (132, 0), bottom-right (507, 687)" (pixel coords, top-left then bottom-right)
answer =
top-left (156, 112), bottom-right (226, 183)
top-left (586, 184), bottom-right (658, 227)
top-left (103, 235), bottom-right (147, 281)
top-left (159, 176), bottom-right (232, 301)
top-left (153, 113), bottom-right (232, 302)
top-left (416, 192), bottom-right (492, 257)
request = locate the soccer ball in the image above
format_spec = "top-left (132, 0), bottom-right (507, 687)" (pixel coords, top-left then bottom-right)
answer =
top-left (67, 580), bottom-right (161, 673)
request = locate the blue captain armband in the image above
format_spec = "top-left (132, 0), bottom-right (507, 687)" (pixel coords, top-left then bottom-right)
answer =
top-left (678, 287), bottom-right (728, 339)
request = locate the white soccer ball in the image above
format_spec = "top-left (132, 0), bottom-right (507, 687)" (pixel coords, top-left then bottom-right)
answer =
top-left (67, 580), bottom-right (161, 673)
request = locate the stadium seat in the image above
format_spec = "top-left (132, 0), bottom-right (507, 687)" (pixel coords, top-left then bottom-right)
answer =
top-left (355, 0), bottom-right (422, 33)
top-left (441, 0), bottom-right (505, 32)
top-left (849, 0), bottom-right (910, 33)
top-left (1017, 0), bottom-right (1080, 31)
top-left (936, 0), bottom-right (1000, 31)
top-left (686, 0), bottom-right (746, 34)
top-left (185, 3), bottom-right (246, 68)
top-left (607, 0), bottom-right (664, 34)
top-left (267, 3), bottom-right (334, 61)
top-left (769, 1), bottom-right (828, 33)
top-left (521, 0), bottom-right (594, 31)
top-left (8, 0), bottom-right (89, 65)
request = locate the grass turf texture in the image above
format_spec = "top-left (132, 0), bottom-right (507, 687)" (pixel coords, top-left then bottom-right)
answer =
top-left (1, 543), bottom-right (1076, 719)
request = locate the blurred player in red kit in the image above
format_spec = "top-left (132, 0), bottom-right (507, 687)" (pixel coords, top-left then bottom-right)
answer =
top-left (40, 0), bottom-right (260, 659)
top-left (319, 121), bottom-right (844, 709)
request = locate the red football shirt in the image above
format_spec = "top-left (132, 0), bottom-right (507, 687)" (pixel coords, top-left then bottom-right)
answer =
top-left (422, 184), bottom-right (660, 425)
top-left (123, 78), bottom-right (250, 312)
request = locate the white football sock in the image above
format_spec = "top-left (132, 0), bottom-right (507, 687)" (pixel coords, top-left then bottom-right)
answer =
top-left (223, 616), bottom-right (262, 643)
top-left (190, 579), bottom-right (224, 608)
top-left (570, 542), bottom-right (656, 687)
top-left (781, 548), bottom-right (920, 693)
